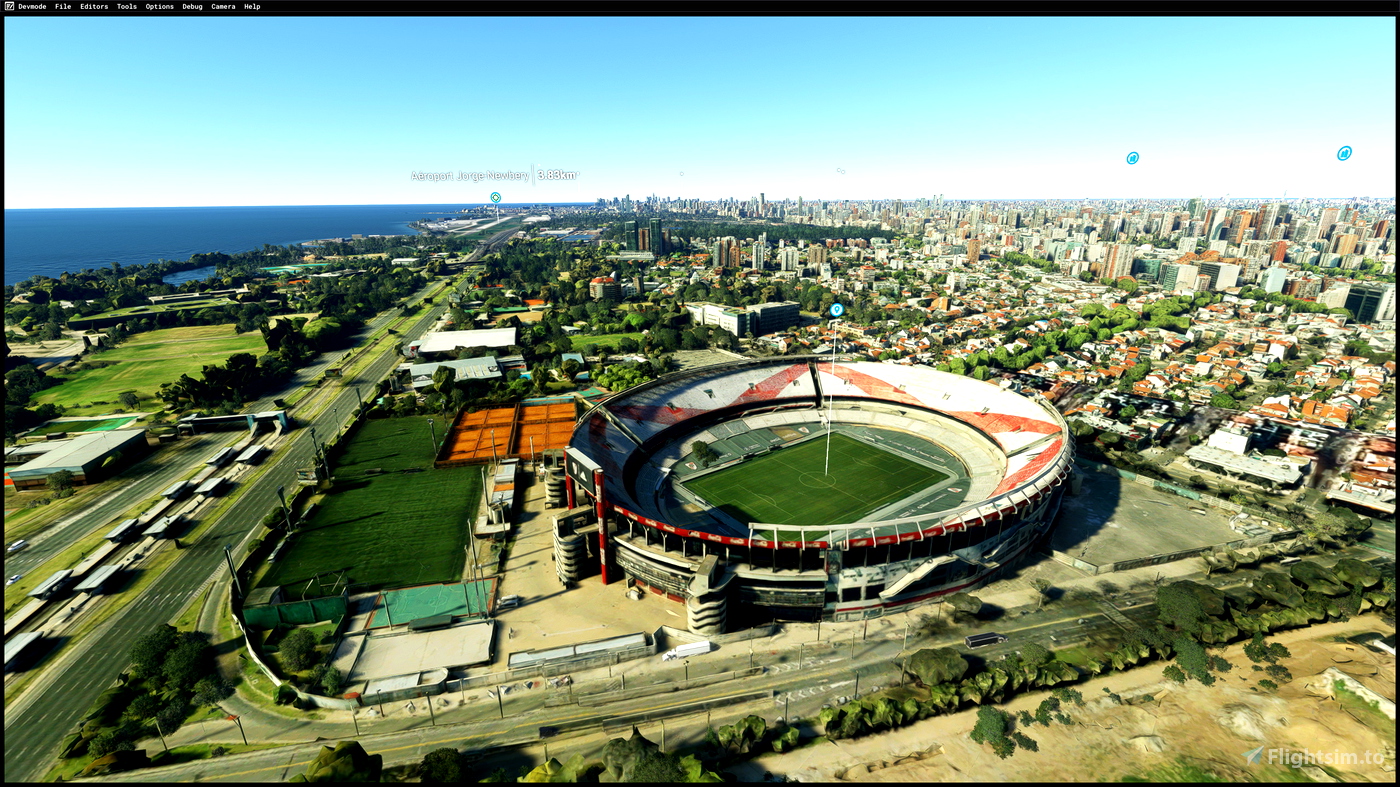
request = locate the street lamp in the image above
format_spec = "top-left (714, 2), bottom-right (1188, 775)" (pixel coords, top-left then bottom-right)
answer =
top-left (226, 714), bottom-right (248, 746)
top-left (427, 419), bottom-right (438, 456)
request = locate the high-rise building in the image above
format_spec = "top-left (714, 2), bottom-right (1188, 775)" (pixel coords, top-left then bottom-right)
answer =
top-left (752, 240), bottom-right (768, 270)
top-left (1104, 242), bottom-right (1134, 280)
top-left (777, 247), bottom-right (800, 271)
top-left (1344, 283), bottom-right (1396, 323)
top-left (965, 239), bottom-right (980, 266)
top-left (1258, 203), bottom-right (1281, 238)
top-left (1332, 233), bottom-right (1359, 256)
top-left (589, 277), bottom-right (621, 301)
top-left (649, 218), bottom-right (664, 256)
top-left (1230, 210), bottom-right (1254, 245)
top-left (1198, 262), bottom-right (1240, 291)
top-left (1291, 218), bottom-right (1315, 243)
top-left (1317, 283), bottom-right (1351, 309)
top-left (1134, 258), bottom-right (1163, 281)
top-left (623, 220), bottom-right (638, 250)
top-left (1372, 219), bottom-right (1390, 239)
top-left (1318, 207), bottom-right (1341, 237)
top-left (1205, 209), bottom-right (1228, 241)
top-left (1161, 263), bottom-right (1200, 293)
top-left (1262, 266), bottom-right (1287, 293)
top-left (1159, 213), bottom-right (1175, 237)
top-left (1188, 197), bottom-right (1205, 220)
top-left (1270, 240), bottom-right (1288, 262)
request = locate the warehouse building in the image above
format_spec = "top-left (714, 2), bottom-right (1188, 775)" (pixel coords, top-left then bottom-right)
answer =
top-left (3, 429), bottom-right (150, 491)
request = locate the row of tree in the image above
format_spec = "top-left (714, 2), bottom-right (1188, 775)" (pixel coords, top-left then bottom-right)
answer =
top-left (61, 625), bottom-right (233, 770)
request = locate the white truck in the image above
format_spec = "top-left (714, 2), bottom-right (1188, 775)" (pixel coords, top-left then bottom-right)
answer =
top-left (661, 640), bottom-right (712, 661)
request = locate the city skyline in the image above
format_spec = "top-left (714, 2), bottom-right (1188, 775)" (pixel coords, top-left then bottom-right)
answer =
top-left (5, 16), bottom-right (1395, 209)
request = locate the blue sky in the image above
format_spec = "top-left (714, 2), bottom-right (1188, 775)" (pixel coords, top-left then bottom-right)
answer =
top-left (4, 17), bottom-right (1394, 208)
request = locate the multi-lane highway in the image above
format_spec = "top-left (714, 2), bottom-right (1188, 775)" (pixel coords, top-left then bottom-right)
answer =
top-left (2, 224), bottom-right (519, 782)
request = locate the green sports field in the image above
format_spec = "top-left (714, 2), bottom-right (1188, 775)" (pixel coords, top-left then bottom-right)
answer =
top-left (32, 325), bottom-right (266, 414)
top-left (257, 416), bottom-right (482, 600)
top-left (683, 432), bottom-right (946, 526)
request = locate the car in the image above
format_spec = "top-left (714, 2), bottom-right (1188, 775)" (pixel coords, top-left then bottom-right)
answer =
top-left (964, 633), bottom-right (1009, 649)
top-left (6, 574), bottom-right (22, 586)
top-left (7, 540), bottom-right (28, 553)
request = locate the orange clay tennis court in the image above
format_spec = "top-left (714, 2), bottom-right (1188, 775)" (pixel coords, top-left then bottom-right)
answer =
top-left (436, 402), bottom-right (577, 465)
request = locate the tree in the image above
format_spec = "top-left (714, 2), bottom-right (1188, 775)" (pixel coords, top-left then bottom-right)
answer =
top-left (969, 706), bottom-right (1017, 759)
top-left (1031, 579), bottom-right (1052, 609)
top-left (629, 751), bottom-right (686, 783)
top-left (319, 666), bottom-right (344, 696)
top-left (289, 741), bottom-right (383, 783)
top-left (1118, 405), bottom-right (1138, 422)
top-left (1020, 643), bottom-right (1052, 669)
top-left (280, 628), bottom-right (319, 672)
top-left (118, 391), bottom-right (140, 409)
top-left (128, 624), bottom-right (181, 680)
top-left (1156, 581), bottom-right (1213, 634)
top-left (906, 647), bottom-right (969, 686)
top-left (432, 365), bottom-right (457, 397)
top-left (155, 699), bottom-right (188, 735)
top-left (192, 675), bottom-right (234, 707)
top-left (162, 634), bottom-right (213, 694)
top-left (88, 730), bottom-right (135, 759)
top-left (1172, 636), bottom-right (1215, 685)
top-left (47, 469), bottom-right (76, 493)
top-left (418, 748), bottom-right (463, 783)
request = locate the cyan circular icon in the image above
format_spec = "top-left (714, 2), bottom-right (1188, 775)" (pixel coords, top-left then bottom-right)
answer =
top-left (489, 192), bottom-right (502, 203)
top-left (1126, 151), bottom-right (1140, 165)
top-left (1337, 146), bottom-right (1352, 161)
top-left (830, 303), bottom-right (845, 318)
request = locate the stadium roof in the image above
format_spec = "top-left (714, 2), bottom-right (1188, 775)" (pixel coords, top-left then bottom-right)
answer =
top-left (413, 328), bottom-right (516, 355)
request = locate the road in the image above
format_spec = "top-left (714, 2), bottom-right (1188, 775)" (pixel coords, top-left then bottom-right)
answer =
top-left (3, 221), bottom-right (519, 585)
top-left (0, 226), bottom-right (524, 782)
top-left (5, 433), bottom-right (235, 577)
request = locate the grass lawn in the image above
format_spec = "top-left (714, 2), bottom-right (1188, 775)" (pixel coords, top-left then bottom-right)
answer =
top-left (575, 332), bottom-right (646, 351)
top-left (683, 433), bottom-right (944, 526)
top-left (256, 416), bottom-right (482, 599)
top-left (23, 416), bottom-right (139, 436)
top-left (32, 325), bottom-right (266, 412)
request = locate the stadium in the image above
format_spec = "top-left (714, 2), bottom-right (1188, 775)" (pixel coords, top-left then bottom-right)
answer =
top-left (560, 357), bottom-right (1075, 635)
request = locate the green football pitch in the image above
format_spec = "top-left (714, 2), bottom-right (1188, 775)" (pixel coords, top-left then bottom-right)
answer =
top-left (256, 416), bottom-right (482, 600)
top-left (683, 432), bottom-right (946, 526)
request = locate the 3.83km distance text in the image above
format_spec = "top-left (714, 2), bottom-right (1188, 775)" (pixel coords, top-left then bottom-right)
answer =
top-left (411, 168), bottom-right (579, 183)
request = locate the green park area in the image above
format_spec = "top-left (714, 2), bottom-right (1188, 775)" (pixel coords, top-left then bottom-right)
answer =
top-left (574, 332), bottom-right (646, 351)
top-left (31, 325), bottom-right (266, 415)
top-left (683, 433), bottom-right (943, 527)
top-left (67, 297), bottom-right (240, 329)
top-left (22, 416), bottom-right (139, 437)
top-left (256, 416), bottom-right (483, 601)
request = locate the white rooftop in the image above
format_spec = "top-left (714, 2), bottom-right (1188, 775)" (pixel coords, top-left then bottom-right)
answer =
top-left (1185, 444), bottom-right (1303, 485)
top-left (413, 328), bottom-right (517, 355)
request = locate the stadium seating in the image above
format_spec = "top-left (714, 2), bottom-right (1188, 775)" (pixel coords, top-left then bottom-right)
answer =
top-left (606, 362), bottom-right (818, 442)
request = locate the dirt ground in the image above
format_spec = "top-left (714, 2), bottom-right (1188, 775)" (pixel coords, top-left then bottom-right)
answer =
top-left (736, 617), bottom-right (1395, 783)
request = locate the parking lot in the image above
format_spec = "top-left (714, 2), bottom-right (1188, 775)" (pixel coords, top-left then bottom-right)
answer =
top-left (1050, 468), bottom-right (1248, 568)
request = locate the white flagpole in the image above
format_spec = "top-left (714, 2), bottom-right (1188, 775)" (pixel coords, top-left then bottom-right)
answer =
top-left (825, 326), bottom-right (836, 475)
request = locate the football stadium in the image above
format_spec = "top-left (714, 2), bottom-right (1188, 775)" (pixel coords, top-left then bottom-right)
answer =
top-left (560, 357), bottom-right (1074, 635)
